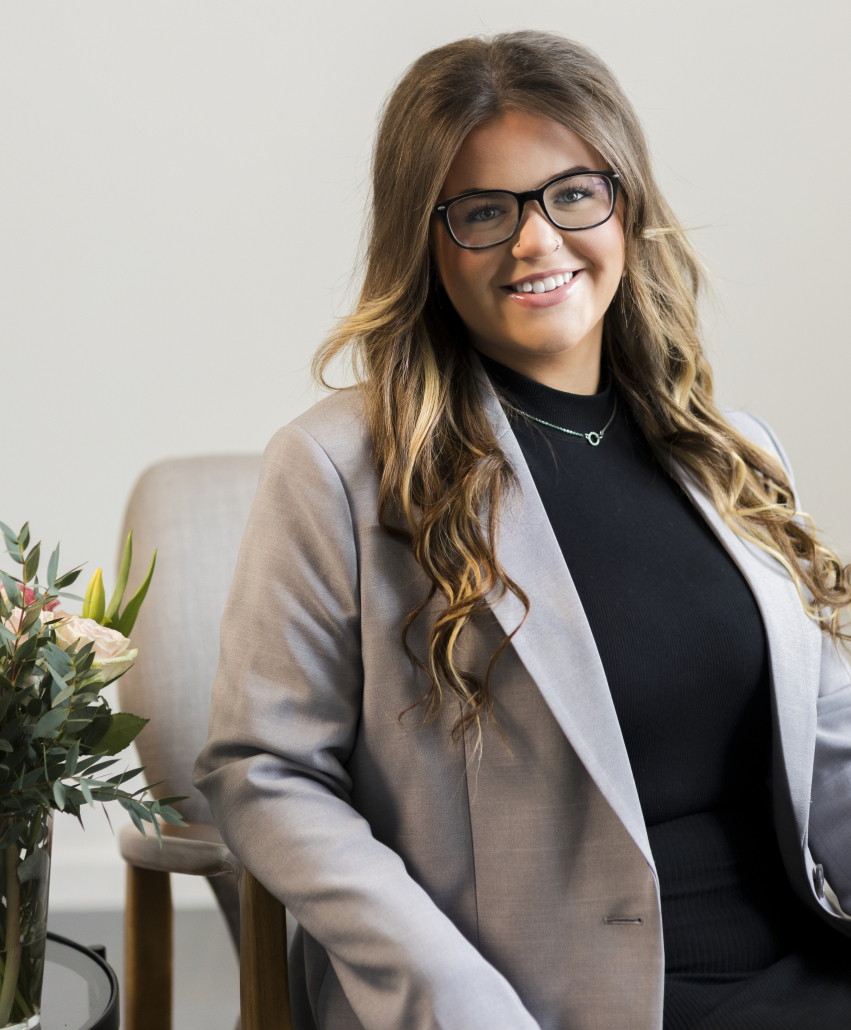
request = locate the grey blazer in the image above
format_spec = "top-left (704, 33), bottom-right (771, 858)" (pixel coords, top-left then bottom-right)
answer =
top-left (194, 378), bottom-right (851, 1030)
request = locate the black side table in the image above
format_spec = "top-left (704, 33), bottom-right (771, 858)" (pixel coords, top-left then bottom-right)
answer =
top-left (39, 932), bottom-right (119, 1030)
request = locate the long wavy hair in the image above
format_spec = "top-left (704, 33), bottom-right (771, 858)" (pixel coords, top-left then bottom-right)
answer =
top-left (313, 31), bottom-right (851, 740)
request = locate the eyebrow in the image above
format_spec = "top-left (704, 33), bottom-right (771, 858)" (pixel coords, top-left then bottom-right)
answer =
top-left (451, 165), bottom-right (594, 197)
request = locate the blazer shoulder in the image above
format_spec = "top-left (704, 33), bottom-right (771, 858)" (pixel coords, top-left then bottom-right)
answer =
top-left (265, 387), bottom-right (372, 474)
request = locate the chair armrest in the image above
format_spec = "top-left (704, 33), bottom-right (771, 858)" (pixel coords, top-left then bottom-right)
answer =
top-left (118, 821), bottom-right (240, 877)
top-left (239, 868), bottom-right (291, 1030)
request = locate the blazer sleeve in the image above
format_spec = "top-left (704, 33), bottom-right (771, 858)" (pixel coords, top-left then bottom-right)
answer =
top-left (737, 409), bottom-right (851, 915)
top-left (193, 423), bottom-right (541, 1030)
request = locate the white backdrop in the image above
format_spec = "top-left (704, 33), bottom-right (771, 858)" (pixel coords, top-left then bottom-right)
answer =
top-left (1, 2), bottom-right (849, 909)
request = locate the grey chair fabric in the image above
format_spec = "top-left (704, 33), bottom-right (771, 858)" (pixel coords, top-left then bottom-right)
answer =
top-left (117, 454), bottom-right (263, 944)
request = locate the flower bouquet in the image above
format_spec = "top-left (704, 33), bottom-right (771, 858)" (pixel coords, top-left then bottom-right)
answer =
top-left (0, 520), bottom-right (183, 1029)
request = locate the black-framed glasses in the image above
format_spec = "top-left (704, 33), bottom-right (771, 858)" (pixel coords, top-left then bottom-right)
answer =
top-left (432, 170), bottom-right (620, 250)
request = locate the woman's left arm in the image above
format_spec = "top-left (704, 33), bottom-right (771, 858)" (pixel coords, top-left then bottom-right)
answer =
top-left (809, 636), bottom-right (851, 914)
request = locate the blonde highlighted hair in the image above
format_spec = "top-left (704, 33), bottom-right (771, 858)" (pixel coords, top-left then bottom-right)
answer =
top-left (314, 31), bottom-right (850, 739)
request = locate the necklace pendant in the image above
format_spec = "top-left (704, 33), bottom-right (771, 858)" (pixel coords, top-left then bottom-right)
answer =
top-left (585, 432), bottom-right (602, 446)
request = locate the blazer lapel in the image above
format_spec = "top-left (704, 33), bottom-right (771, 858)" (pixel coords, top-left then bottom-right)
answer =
top-left (480, 384), bottom-right (654, 874)
top-left (662, 455), bottom-right (821, 847)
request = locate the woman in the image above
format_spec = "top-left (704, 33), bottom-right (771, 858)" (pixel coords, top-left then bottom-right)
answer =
top-left (194, 31), bottom-right (851, 1030)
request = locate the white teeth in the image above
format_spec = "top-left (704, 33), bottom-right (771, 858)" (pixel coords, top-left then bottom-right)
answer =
top-left (513, 272), bottom-right (576, 293)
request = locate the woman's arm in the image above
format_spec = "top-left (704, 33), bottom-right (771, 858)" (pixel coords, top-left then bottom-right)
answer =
top-left (733, 409), bottom-right (851, 917)
top-left (194, 422), bottom-right (540, 1030)
top-left (810, 635), bottom-right (851, 915)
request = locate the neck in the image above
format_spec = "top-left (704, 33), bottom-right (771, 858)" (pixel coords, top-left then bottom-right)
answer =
top-left (469, 335), bottom-right (602, 395)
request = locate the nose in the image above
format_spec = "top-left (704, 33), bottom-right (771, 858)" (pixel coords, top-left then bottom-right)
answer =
top-left (511, 202), bottom-right (562, 260)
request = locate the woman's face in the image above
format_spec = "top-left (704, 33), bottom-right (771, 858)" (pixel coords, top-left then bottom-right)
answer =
top-left (432, 111), bottom-right (625, 392)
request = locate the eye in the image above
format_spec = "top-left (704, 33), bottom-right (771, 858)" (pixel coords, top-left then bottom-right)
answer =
top-left (555, 186), bottom-right (592, 205)
top-left (463, 203), bottom-right (508, 224)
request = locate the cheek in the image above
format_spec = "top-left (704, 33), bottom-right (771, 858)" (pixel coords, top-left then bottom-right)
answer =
top-left (435, 241), bottom-right (494, 311)
top-left (582, 224), bottom-right (625, 287)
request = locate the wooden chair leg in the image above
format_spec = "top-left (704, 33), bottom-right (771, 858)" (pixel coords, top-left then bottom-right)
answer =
top-left (124, 864), bottom-right (173, 1030)
top-left (239, 868), bottom-right (291, 1030)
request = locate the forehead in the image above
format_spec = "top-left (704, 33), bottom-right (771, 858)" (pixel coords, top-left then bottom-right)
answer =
top-left (440, 110), bottom-right (605, 199)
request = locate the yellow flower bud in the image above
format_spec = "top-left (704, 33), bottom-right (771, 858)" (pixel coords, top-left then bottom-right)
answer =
top-left (83, 568), bottom-right (106, 624)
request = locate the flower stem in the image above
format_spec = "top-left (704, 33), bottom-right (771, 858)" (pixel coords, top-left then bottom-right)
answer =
top-left (0, 845), bottom-right (21, 1026)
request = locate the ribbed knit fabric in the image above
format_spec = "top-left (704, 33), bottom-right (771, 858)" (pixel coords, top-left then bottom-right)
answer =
top-left (480, 353), bottom-right (851, 1029)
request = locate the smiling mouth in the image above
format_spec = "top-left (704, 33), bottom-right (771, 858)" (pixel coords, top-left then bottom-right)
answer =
top-left (506, 271), bottom-right (576, 294)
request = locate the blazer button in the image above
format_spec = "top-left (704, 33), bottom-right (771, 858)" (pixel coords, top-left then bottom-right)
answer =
top-left (813, 863), bottom-right (825, 899)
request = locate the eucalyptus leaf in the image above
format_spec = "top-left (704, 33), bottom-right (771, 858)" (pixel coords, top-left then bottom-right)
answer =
top-left (0, 571), bottom-right (22, 606)
top-left (18, 524), bottom-right (30, 551)
top-left (52, 779), bottom-right (66, 810)
top-left (51, 684), bottom-right (75, 709)
top-left (47, 544), bottom-right (60, 590)
top-left (23, 542), bottom-right (41, 583)
top-left (0, 521), bottom-right (19, 549)
top-left (0, 821), bottom-right (24, 849)
top-left (54, 568), bottom-right (82, 590)
top-left (65, 740), bottom-right (79, 776)
top-left (30, 705), bottom-right (68, 740)
top-left (155, 804), bottom-right (188, 827)
top-left (17, 846), bottom-right (46, 884)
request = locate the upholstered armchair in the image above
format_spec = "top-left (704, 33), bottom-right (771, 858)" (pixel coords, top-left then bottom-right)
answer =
top-left (114, 455), bottom-right (291, 1030)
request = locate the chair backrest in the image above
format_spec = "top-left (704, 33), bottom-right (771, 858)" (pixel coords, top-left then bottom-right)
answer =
top-left (118, 454), bottom-right (262, 825)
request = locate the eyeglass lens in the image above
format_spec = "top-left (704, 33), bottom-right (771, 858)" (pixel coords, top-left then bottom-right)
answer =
top-left (446, 173), bottom-right (615, 249)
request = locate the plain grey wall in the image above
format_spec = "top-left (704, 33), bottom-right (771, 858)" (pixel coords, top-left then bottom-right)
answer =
top-left (1, 1), bottom-right (849, 905)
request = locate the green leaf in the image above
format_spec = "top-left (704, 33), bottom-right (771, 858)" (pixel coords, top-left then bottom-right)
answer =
top-left (19, 607), bottom-right (41, 635)
top-left (155, 804), bottom-right (188, 827)
top-left (30, 704), bottom-right (69, 740)
top-left (0, 571), bottom-right (22, 607)
top-left (45, 662), bottom-right (71, 698)
top-left (79, 779), bottom-right (94, 807)
top-left (151, 795), bottom-right (187, 807)
top-left (51, 684), bottom-right (75, 709)
top-left (0, 521), bottom-right (18, 550)
top-left (52, 779), bottom-right (66, 810)
top-left (47, 544), bottom-right (60, 590)
top-left (0, 820), bottom-right (25, 849)
top-left (91, 712), bottom-right (149, 756)
top-left (18, 846), bottom-right (47, 884)
top-left (0, 687), bottom-right (15, 724)
top-left (0, 740), bottom-right (12, 754)
top-left (13, 633), bottom-right (40, 663)
top-left (104, 531), bottom-right (133, 627)
top-left (18, 523), bottom-right (30, 551)
top-left (54, 567), bottom-right (82, 590)
top-left (115, 550), bottom-right (156, 637)
top-left (23, 542), bottom-right (40, 583)
top-left (64, 740), bottom-right (80, 776)
top-left (43, 642), bottom-right (73, 676)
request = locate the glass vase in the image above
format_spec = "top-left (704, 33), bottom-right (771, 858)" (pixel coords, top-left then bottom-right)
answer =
top-left (0, 812), bottom-right (52, 1030)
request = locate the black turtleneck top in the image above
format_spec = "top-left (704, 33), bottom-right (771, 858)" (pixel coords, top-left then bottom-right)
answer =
top-left (480, 353), bottom-right (851, 1029)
